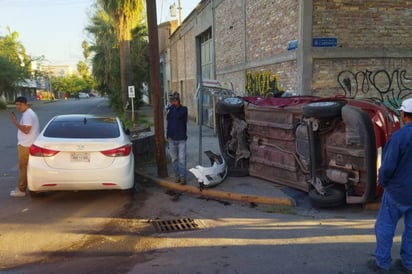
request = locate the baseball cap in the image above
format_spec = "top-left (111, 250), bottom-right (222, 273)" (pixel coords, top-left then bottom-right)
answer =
top-left (398, 98), bottom-right (412, 113)
top-left (169, 92), bottom-right (180, 101)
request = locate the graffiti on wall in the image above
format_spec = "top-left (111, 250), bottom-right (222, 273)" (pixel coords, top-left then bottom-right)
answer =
top-left (245, 71), bottom-right (284, 97)
top-left (337, 69), bottom-right (412, 110)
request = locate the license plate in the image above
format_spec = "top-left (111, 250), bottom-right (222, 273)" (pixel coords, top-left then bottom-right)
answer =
top-left (71, 152), bottom-right (90, 162)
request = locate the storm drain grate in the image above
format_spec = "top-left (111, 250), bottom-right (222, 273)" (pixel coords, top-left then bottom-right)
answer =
top-left (151, 218), bottom-right (202, 233)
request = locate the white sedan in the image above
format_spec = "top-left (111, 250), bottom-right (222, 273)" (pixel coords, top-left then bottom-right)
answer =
top-left (27, 114), bottom-right (135, 197)
top-left (78, 92), bottom-right (90, 99)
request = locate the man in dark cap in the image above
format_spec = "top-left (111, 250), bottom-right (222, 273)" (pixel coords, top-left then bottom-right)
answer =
top-left (166, 92), bottom-right (188, 184)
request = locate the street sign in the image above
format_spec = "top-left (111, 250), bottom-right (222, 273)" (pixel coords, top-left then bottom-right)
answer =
top-left (287, 39), bottom-right (298, 51)
top-left (128, 85), bottom-right (135, 98)
top-left (312, 37), bottom-right (337, 47)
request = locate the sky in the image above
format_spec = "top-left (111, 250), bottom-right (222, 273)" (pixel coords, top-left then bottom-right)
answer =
top-left (0, 0), bottom-right (198, 70)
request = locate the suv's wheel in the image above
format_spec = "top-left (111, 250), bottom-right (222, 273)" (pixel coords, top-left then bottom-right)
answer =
top-left (302, 101), bottom-right (345, 119)
top-left (216, 97), bottom-right (244, 114)
top-left (308, 187), bottom-right (346, 208)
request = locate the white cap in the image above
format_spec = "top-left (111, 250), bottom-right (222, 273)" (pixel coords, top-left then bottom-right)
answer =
top-left (398, 98), bottom-right (412, 113)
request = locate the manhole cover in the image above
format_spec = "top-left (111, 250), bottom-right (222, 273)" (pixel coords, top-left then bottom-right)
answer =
top-left (151, 218), bottom-right (202, 233)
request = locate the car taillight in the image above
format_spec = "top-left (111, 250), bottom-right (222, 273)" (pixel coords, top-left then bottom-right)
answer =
top-left (101, 144), bottom-right (132, 157)
top-left (29, 144), bottom-right (59, 157)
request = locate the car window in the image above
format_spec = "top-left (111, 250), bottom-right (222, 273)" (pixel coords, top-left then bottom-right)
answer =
top-left (43, 117), bottom-right (120, 138)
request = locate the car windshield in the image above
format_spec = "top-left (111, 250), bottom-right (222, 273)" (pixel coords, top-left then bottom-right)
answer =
top-left (43, 116), bottom-right (120, 138)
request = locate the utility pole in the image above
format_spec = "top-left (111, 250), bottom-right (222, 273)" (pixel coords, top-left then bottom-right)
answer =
top-left (178, 0), bottom-right (182, 25)
top-left (146, 0), bottom-right (168, 177)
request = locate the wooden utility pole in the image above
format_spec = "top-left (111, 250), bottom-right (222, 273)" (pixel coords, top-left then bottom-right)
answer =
top-left (146, 0), bottom-right (168, 177)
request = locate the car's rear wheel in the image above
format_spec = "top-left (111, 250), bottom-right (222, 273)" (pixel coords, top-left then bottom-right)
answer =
top-left (308, 187), bottom-right (346, 208)
top-left (302, 101), bottom-right (345, 118)
top-left (29, 190), bottom-right (45, 198)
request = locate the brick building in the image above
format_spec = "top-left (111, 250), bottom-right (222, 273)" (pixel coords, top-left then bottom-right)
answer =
top-left (166, 0), bottom-right (412, 120)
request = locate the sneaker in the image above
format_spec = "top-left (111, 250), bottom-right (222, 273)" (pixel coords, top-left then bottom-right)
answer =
top-left (394, 259), bottom-right (412, 273)
top-left (366, 259), bottom-right (389, 273)
top-left (10, 189), bottom-right (26, 197)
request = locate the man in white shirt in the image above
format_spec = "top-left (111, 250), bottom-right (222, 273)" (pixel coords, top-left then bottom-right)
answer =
top-left (10, 96), bottom-right (40, 197)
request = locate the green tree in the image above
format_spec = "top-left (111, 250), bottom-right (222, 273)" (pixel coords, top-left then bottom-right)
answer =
top-left (77, 61), bottom-right (90, 80)
top-left (0, 27), bottom-right (32, 101)
top-left (51, 75), bottom-right (88, 96)
top-left (130, 24), bottom-right (149, 105)
top-left (77, 41), bottom-right (96, 91)
top-left (86, 8), bottom-right (122, 110)
top-left (98, 0), bottom-right (145, 108)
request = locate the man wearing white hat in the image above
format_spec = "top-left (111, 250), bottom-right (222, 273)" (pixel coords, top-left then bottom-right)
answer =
top-left (371, 98), bottom-right (412, 272)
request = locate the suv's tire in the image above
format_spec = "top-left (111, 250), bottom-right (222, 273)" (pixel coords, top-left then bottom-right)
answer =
top-left (308, 187), bottom-right (346, 208)
top-left (302, 101), bottom-right (344, 118)
top-left (216, 97), bottom-right (244, 114)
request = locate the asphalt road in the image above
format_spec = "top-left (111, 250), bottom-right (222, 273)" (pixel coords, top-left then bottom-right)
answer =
top-left (0, 98), bottom-right (133, 270)
top-left (0, 98), bottom-right (406, 274)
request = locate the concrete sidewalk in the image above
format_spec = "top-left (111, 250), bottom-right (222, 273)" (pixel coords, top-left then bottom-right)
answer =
top-left (135, 105), bottom-right (296, 207)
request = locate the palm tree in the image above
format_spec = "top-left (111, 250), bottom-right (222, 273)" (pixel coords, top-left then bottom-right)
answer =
top-left (86, 8), bottom-right (121, 110)
top-left (98, 0), bottom-right (145, 109)
top-left (86, 9), bottom-right (117, 86)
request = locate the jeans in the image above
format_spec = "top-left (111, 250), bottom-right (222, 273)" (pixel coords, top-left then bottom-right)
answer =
top-left (168, 139), bottom-right (187, 180)
top-left (17, 145), bottom-right (30, 192)
top-left (375, 191), bottom-right (412, 270)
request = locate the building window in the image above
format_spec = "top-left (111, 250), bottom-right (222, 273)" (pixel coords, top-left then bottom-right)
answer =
top-left (199, 28), bottom-right (213, 80)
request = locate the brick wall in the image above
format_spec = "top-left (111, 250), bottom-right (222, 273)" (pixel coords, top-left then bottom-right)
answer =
top-left (215, 0), bottom-right (245, 71)
top-left (168, 0), bottom-right (412, 119)
top-left (312, 0), bottom-right (412, 48)
top-left (312, 0), bottom-right (412, 99)
top-left (170, 26), bottom-right (198, 118)
top-left (215, 0), bottom-right (299, 94)
top-left (245, 0), bottom-right (298, 59)
top-left (313, 58), bottom-right (412, 100)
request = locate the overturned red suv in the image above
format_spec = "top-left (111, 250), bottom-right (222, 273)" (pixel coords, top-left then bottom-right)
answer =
top-left (215, 95), bottom-right (400, 208)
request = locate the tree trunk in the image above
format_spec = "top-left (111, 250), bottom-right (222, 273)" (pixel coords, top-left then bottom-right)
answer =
top-left (119, 39), bottom-right (133, 109)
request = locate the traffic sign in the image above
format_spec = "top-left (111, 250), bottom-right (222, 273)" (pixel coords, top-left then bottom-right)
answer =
top-left (128, 86), bottom-right (135, 98)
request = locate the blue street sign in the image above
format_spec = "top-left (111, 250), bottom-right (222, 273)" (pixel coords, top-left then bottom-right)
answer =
top-left (287, 39), bottom-right (298, 51)
top-left (312, 37), bottom-right (337, 47)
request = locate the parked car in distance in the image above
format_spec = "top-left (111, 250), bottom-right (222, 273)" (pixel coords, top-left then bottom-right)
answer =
top-left (77, 92), bottom-right (90, 99)
top-left (27, 114), bottom-right (135, 197)
top-left (88, 92), bottom-right (99, 97)
top-left (215, 95), bottom-right (400, 208)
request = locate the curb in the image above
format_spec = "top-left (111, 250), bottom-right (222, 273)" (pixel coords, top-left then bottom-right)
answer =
top-left (363, 202), bottom-right (381, 211)
top-left (136, 170), bottom-right (296, 207)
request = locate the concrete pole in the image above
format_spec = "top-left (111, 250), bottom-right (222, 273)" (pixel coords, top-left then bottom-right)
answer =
top-left (146, 0), bottom-right (168, 177)
top-left (297, 0), bottom-right (314, 96)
